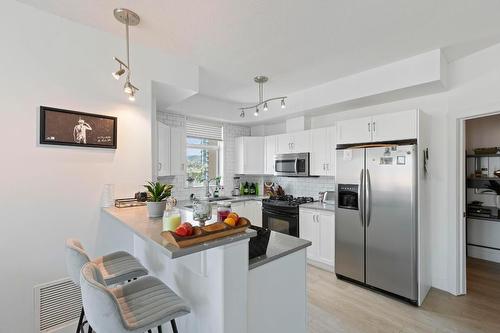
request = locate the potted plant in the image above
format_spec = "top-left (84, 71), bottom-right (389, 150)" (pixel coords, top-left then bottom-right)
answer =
top-left (144, 181), bottom-right (173, 218)
top-left (486, 180), bottom-right (500, 209)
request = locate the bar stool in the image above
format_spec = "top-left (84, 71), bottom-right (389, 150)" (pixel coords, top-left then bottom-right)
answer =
top-left (65, 239), bottom-right (148, 333)
top-left (80, 262), bottom-right (190, 333)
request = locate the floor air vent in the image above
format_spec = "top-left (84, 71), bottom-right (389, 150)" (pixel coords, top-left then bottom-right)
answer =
top-left (34, 278), bottom-right (82, 332)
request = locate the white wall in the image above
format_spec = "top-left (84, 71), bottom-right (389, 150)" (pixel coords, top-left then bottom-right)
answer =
top-left (0, 1), bottom-right (198, 332)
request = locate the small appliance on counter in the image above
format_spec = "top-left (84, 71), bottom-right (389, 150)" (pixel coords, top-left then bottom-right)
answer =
top-left (232, 177), bottom-right (241, 196)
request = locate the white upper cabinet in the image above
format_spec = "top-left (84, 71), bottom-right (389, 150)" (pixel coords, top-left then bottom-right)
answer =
top-left (236, 136), bottom-right (265, 174)
top-left (371, 110), bottom-right (417, 142)
top-left (337, 110), bottom-right (417, 144)
top-left (157, 122), bottom-right (186, 177)
top-left (170, 126), bottom-right (187, 175)
top-left (310, 126), bottom-right (336, 176)
top-left (336, 116), bottom-right (373, 145)
top-left (277, 130), bottom-right (311, 154)
top-left (264, 135), bottom-right (278, 175)
top-left (157, 122), bottom-right (171, 177)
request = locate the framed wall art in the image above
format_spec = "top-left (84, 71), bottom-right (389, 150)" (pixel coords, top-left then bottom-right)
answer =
top-left (40, 106), bottom-right (117, 149)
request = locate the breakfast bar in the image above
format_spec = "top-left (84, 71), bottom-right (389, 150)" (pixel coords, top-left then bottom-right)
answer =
top-left (98, 205), bottom-right (311, 333)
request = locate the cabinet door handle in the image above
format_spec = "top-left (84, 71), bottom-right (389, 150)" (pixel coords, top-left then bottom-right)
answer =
top-left (373, 121), bottom-right (376, 132)
top-left (368, 122), bottom-right (371, 132)
top-left (158, 162), bottom-right (162, 171)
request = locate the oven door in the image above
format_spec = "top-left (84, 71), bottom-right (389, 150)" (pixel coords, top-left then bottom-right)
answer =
top-left (262, 208), bottom-right (299, 237)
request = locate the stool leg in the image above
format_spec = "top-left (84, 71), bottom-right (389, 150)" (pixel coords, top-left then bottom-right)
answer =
top-left (76, 307), bottom-right (84, 333)
top-left (157, 325), bottom-right (163, 333)
top-left (148, 330), bottom-right (152, 333)
top-left (170, 320), bottom-right (178, 333)
top-left (88, 326), bottom-right (93, 333)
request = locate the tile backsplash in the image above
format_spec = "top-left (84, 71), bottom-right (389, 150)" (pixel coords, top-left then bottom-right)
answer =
top-left (238, 175), bottom-right (335, 199)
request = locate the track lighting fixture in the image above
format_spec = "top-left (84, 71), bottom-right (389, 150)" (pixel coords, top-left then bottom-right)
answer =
top-left (112, 65), bottom-right (126, 80)
top-left (112, 8), bottom-right (140, 101)
top-left (238, 76), bottom-right (287, 118)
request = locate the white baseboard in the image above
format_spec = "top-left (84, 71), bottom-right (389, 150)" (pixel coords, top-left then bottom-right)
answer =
top-left (307, 259), bottom-right (334, 272)
top-left (467, 245), bottom-right (500, 263)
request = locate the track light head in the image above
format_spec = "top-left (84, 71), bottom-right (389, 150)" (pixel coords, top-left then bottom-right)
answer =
top-left (128, 90), bottom-right (136, 101)
top-left (240, 110), bottom-right (245, 118)
top-left (263, 102), bottom-right (268, 111)
top-left (112, 67), bottom-right (126, 80)
top-left (254, 107), bottom-right (259, 117)
top-left (124, 80), bottom-right (133, 94)
top-left (281, 98), bottom-right (286, 109)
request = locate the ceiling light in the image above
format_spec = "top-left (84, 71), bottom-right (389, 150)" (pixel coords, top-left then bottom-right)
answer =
top-left (128, 90), bottom-right (136, 101)
top-left (112, 66), bottom-right (125, 80)
top-left (112, 8), bottom-right (140, 100)
top-left (124, 80), bottom-right (133, 94)
top-left (238, 76), bottom-right (287, 119)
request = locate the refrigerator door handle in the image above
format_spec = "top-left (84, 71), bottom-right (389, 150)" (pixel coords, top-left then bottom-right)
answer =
top-left (366, 168), bottom-right (372, 227)
top-left (359, 169), bottom-right (365, 226)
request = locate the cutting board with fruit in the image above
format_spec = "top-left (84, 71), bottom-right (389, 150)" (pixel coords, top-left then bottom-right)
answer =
top-left (161, 214), bottom-right (251, 248)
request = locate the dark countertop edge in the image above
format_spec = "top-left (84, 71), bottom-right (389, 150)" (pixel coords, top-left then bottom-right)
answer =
top-left (102, 208), bottom-right (257, 259)
top-left (248, 238), bottom-right (312, 270)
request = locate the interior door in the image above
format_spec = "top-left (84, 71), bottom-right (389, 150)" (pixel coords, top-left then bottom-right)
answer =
top-left (365, 145), bottom-right (417, 301)
top-left (335, 148), bottom-right (365, 282)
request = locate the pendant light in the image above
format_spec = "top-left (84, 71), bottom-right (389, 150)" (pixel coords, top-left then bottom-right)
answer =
top-left (239, 76), bottom-right (287, 118)
top-left (112, 8), bottom-right (140, 101)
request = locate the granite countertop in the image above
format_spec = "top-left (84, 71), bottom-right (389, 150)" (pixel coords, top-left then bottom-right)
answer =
top-left (300, 201), bottom-right (335, 212)
top-left (177, 195), bottom-right (268, 209)
top-left (103, 206), bottom-right (256, 259)
top-left (248, 231), bottom-right (311, 270)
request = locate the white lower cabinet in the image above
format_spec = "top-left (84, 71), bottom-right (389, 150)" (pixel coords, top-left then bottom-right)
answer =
top-left (231, 200), bottom-right (262, 227)
top-left (299, 208), bottom-right (334, 271)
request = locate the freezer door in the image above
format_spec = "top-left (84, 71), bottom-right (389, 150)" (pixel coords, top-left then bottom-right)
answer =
top-left (365, 145), bottom-right (417, 300)
top-left (335, 148), bottom-right (365, 282)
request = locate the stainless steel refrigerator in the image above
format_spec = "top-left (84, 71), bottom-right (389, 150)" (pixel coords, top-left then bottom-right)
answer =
top-left (335, 144), bottom-right (417, 303)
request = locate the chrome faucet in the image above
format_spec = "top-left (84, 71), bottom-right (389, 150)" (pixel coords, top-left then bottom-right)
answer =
top-left (205, 177), bottom-right (217, 198)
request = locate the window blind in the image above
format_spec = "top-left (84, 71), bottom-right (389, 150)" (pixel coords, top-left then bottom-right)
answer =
top-left (186, 120), bottom-right (223, 141)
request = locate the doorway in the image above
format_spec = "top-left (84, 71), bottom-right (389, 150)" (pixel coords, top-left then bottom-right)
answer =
top-left (462, 113), bottom-right (500, 297)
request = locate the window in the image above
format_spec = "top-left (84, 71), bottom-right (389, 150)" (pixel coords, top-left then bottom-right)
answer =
top-left (185, 120), bottom-right (223, 187)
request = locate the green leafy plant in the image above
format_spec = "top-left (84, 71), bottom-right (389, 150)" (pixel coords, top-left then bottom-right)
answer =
top-left (143, 181), bottom-right (173, 202)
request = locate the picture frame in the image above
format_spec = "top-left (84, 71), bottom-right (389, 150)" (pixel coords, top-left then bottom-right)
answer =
top-left (40, 106), bottom-right (117, 149)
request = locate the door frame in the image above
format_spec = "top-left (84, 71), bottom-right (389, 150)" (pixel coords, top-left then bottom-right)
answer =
top-left (457, 108), bottom-right (500, 295)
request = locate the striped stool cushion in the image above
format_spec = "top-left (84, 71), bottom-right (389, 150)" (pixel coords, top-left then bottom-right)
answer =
top-left (111, 276), bottom-right (191, 331)
top-left (93, 251), bottom-right (148, 285)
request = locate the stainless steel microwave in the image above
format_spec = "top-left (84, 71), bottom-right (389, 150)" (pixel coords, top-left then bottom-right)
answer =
top-left (274, 153), bottom-right (310, 177)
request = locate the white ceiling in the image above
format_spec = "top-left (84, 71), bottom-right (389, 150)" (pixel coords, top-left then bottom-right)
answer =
top-left (18, 0), bottom-right (500, 114)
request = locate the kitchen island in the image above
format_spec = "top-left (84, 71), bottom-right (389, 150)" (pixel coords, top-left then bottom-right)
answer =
top-left (98, 205), bottom-right (310, 333)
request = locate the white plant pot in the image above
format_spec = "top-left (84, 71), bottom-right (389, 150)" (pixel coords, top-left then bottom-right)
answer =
top-left (147, 201), bottom-right (167, 218)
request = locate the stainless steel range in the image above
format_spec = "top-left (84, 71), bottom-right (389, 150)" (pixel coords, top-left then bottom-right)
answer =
top-left (262, 195), bottom-right (314, 237)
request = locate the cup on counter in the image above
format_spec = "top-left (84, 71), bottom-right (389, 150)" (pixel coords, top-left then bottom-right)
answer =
top-left (163, 208), bottom-right (181, 232)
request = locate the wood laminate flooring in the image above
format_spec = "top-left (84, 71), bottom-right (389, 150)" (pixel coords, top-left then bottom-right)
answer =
top-left (308, 257), bottom-right (500, 333)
